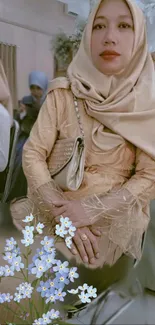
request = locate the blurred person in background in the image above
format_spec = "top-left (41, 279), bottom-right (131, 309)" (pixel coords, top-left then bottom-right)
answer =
top-left (8, 71), bottom-right (48, 201)
top-left (17, 71), bottom-right (48, 135)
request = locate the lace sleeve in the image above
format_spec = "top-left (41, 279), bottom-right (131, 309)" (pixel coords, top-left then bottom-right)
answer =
top-left (81, 149), bottom-right (155, 261)
top-left (22, 91), bottom-right (65, 217)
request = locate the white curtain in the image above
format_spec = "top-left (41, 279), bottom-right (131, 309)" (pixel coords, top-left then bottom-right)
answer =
top-left (0, 43), bottom-right (18, 109)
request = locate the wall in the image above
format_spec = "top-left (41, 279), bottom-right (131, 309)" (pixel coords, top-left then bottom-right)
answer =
top-left (0, 0), bottom-right (76, 99)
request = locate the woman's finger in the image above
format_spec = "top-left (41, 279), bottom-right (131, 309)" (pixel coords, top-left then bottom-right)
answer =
top-left (81, 233), bottom-right (96, 264)
top-left (70, 243), bottom-right (78, 256)
top-left (73, 232), bottom-right (89, 264)
top-left (90, 227), bottom-right (102, 237)
top-left (87, 231), bottom-right (100, 260)
top-left (69, 228), bottom-right (100, 264)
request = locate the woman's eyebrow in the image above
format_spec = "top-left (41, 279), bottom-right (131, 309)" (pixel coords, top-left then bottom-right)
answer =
top-left (94, 14), bottom-right (132, 20)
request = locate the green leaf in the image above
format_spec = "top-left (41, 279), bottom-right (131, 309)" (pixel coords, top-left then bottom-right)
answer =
top-left (63, 305), bottom-right (78, 311)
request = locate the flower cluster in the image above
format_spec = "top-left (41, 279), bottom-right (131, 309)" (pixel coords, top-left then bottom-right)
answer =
top-left (68, 283), bottom-right (97, 304)
top-left (35, 263), bottom-right (79, 305)
top-left (0, 214), bottom-right (97, 325)
top-left (1, 237), bottom-right (23, 277)
top-left (14, 282), bottom-right (33, 303)
top-left (21, 214), bottom-right (45, 247)
top-left (33, 308), bottom-right (60, 325)
top-left (0, 293), bottom-right (13, 303)
top-left (28, 236), bottom-right (56, 278)
top-left (55, 216), bottom-right (76, 249)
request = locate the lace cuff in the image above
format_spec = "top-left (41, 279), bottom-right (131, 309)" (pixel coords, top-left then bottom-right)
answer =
top-left (29, 179), bottom-right (66, 216)
top-left (81, 188), bottom-right (149, 260)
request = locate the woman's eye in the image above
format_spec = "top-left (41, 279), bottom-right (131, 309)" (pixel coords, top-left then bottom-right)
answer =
top-left (119, 23), bottom-right (132, 29)
top-left (93, 24), bottom-right (106, 30)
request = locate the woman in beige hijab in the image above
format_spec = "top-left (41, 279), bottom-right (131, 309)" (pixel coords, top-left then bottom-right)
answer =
top-left (12, 0), bottom-right (155, 294)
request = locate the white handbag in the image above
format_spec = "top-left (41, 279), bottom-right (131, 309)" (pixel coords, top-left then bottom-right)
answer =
top-left (47, 95), bottom-right (85, 191)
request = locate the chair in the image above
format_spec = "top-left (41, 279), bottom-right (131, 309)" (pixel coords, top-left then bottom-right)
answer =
top-left (67, 233), bottom-right (147, 324)
top-left (0, 119), bottom-right (19, 203)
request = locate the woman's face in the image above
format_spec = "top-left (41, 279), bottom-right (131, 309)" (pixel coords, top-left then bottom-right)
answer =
top-left (91, 0), bottom-right (134, 75)
top-left (30, 85), bottom-right (44, 101)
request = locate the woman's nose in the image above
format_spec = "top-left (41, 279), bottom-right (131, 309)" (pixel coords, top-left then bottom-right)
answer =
top-left (102, 27), bottom-right (118, 46)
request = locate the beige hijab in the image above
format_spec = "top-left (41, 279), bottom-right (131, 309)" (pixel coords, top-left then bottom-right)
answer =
top-left (0, 60), bottom-right (13, 120)
top-left (50, 0), bottom-right (155, 159)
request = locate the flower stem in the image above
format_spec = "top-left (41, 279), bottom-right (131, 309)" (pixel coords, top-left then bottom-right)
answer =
top-left (3, 304), bottom-right (27, 324)
top-left (41, 297), bottom-right (45, 315)
top-left (26, 247), bottom-right (30, 280)
top-left (28, 299), bottom-right (33, 323)
top-left (32, 299), bottom-right (40, 319)
top-left (20, 269), bottom-right (27, 282)
top-left (14, 301), bottom-right (27, 314)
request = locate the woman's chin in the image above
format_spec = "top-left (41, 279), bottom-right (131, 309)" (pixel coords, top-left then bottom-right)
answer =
top-left (98, 64), bottom-right (125, 76)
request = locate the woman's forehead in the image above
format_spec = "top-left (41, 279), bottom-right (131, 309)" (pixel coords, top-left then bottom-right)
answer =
top-left (94, 0), bottom-right (133, 20)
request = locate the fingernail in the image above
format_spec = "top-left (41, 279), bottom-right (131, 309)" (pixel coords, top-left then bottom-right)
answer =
top-left (96, 253), bottom-right (100, 259)
top-left (84, 256), bottom-right (88, 263)
top-left (90, 258), bottom-right (95, 264)
top-left (72, 249), bottom-right (77, 255)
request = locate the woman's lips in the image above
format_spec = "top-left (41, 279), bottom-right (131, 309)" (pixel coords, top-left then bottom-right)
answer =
top-left (100, 51), bottom-right (121, 61)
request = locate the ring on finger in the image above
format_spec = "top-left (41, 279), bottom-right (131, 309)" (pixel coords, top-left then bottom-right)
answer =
top-left (81, 233), bottom-right (88, 241)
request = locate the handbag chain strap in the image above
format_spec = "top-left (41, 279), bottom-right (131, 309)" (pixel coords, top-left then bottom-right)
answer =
top-left (73, 95), bottom-right (85, 138)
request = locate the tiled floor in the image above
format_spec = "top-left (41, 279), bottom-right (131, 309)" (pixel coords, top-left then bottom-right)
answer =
top-left (0, 203), bottom-right (155, 324)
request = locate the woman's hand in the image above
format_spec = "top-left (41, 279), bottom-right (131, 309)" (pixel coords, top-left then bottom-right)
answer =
top-left (52, 199), bottom-right (93, 228)
top-left (70, 227), bottom-right (101, 265)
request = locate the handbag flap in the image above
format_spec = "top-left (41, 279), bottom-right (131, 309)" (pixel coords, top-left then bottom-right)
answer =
top-left (47, 137), bottom-right (84, 176)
